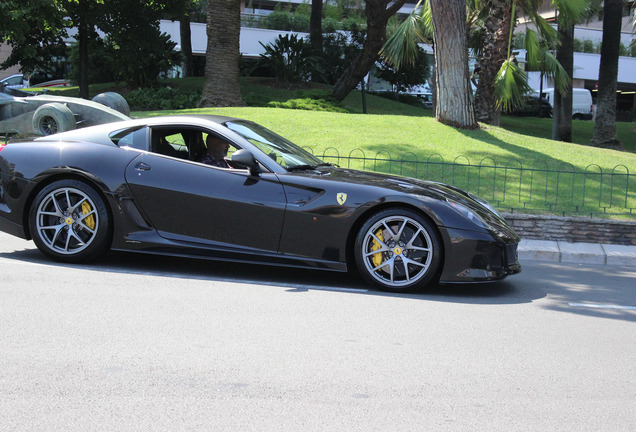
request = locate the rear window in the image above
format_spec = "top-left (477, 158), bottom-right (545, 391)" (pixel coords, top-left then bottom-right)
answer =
top-left (109, 127), bottom-right (148, 151)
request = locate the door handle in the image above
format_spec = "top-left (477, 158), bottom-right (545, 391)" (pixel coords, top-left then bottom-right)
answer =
top-left (135, 162), bottom-right (151, 171)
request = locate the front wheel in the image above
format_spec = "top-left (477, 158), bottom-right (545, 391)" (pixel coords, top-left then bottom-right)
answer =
top-left (354, 209), bottom-right (441, 292)
top-left (29, 180), bottom-right (111, 263)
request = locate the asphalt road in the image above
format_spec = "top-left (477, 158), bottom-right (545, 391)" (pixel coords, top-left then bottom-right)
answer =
top-left (1, 233), bottom-right (635, 431)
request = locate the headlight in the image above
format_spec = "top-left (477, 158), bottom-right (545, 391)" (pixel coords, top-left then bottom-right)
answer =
top-left (447, 200), bottom-right (486, 228)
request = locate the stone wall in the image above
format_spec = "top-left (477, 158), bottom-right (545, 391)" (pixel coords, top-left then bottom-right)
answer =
top-left (503, 213), bottom-right (636, 245)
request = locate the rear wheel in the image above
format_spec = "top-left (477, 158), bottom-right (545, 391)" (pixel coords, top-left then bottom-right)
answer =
top-left (31, 103), bottom-right (76, 135)
top-left (29, 180), bottom-right (111, 263)
top-left (354, 208), bottom-right (441, 292)
top-left (92, 92), bottom-right (130, 116)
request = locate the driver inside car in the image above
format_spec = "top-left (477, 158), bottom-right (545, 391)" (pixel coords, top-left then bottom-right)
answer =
top-left (199, 134), bottom-right (231, 168)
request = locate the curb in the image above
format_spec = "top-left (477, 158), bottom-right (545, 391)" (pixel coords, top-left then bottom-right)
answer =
top-left (519, 239), bottom-right (636, 267)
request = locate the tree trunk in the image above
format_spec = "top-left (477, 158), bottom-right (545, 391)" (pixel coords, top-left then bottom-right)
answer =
top-left (310, 0), bottom-right (323, 82)
top-left (310, 0), bottom-right (323, 54)
top-left (552, 19), bottom-right (574, 142)
top-left (331, 0), bottom-right (407, 102)
top-left (199, 0), bottom-right (243, 107)
top-left (78, 12), bottom-right (89, 99)
top-left (591, 0), bottom-right (623, 150)
top-left (180, 13), bottom-right (194, 78)
top-left (429, 0), bottom-right (477, 129)
top-left (474, 0), bottom-right (512, 125)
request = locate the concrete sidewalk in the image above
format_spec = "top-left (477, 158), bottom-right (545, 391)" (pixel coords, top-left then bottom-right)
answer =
top-left (519, 239), bottom-right (636, 267)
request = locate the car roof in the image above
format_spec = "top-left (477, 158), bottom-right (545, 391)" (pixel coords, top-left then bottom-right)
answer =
top-left (35, 114), bottom-right (243, 143)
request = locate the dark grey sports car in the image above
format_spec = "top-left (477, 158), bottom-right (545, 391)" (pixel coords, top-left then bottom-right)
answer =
top-left (0, 115), bottom-right (521, 292)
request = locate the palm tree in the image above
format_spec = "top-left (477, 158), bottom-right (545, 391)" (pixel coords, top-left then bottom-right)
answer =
top-left (382, 0), bottom-right (477, 128)
top-left (551, 0), bottom-right (597, 142)
top-left (591, 0), bottom-right (625, 150)
top-left (475, 0), bottom-right (590, 125)
top-left (199, 0), bottom-right (243, 107)
top-left (383, 0), bottom-right (586, 127)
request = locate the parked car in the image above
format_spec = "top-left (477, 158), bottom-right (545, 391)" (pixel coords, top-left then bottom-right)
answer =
top-left (536, 88), bottom-right (594, 120)
top-left (0, 73), bottom-right (71, 91)
top-left (506, 95), bottom-right (552, 118)
top-left (0, 74), bottom-right (28, 90)
top-left (0, 115), bottom-right (521, 292)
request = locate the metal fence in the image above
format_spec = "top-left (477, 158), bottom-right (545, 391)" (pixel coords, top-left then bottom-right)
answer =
top-left (307, 147), bottom-right (636, 219)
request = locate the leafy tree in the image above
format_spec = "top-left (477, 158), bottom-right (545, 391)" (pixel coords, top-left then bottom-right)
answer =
top-left (199, 0), bottom-right (243, 107)
top-left (315, 28), bottom-right (365, 85)
top-left (331, 0), bottom-right (408, 102)
top-left (375, 45), bottom-right (429, 98)
top-left (0, 0), bottom-right (68, 75)
top-left (63, 0), bottom-right (105, 98)
top-left (260, 34), bottom-right (318, 87)
top-left (101, 0), bottom-right (182, 88)
top-left (67, 36), bottom-right (115, 85)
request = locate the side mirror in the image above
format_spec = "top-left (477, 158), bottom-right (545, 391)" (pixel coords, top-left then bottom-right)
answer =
top-left (231, 149), bottom-right (260, 174)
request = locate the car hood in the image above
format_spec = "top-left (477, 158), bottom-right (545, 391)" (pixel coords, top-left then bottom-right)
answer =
top-left (291, 167), bottom-right (517, 238)
top-left (299, 166), bottom-right (472, 201)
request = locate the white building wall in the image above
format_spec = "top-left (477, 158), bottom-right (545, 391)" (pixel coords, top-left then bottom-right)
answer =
top-left (160, 20), bottom-right (308, 57)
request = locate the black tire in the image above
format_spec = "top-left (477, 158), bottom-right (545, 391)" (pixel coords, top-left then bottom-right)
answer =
top-left (31, 103), bottom-right (76, 135)
top-left (28, 180), bottom-right (111, 263)
top-left (92, 92), bottom-right (130, 116)
top-left (354, 208), bottom-right (441, 293)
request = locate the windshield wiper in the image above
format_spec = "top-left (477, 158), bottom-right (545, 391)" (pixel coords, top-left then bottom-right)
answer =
top-left (287, 164), bottom-right (317, 171)
top-left (316, 162), bottom-right (338, 168)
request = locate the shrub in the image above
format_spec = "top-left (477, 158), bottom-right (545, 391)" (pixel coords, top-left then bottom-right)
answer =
top-left (260, 34), bottom-right (318, 86)
top-left (125, 87), bottom-right (201, 110)
top-left (268, 98), bottom-right (349, 112)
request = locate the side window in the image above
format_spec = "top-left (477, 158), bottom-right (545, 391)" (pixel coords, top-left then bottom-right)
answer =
top-left (110, 127), bottom-right (149, 151)
top-left (151, 128), bottom-right (190, 159)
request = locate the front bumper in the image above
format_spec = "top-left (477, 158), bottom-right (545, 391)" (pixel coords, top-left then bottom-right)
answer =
top-left (438, 226), bottom-right (521, 283)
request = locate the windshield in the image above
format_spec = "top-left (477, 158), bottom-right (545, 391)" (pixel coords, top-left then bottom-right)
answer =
top-left (224, 120), bottom-right (326, 170)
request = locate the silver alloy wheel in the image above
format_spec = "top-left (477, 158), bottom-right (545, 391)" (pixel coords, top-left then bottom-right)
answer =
top-left (361, 215), bottom-right (434, 288)
top-left (35, 187), bottom-right (99, 255)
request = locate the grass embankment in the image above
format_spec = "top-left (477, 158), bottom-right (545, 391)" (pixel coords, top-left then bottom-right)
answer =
top-left (43, 78), bottom-right (636, 218)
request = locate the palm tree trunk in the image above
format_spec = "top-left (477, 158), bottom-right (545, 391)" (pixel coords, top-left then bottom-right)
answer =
top-left (429, 0), bottom-right (477, 129)
top-left (591, 0), bottom-right (623, 150)
top-left (552, 19), bottom-right (573, 142)
top-left (474, 0), bottom-right (513, 125)
top-left (199, 0), bottom-right (243, 107)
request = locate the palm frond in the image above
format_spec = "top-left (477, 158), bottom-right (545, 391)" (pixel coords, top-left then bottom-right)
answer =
top-left (528, 11), bottom-right (559, 47)
top-left (541, 48), bottom-right (570, 94)
top-left (495, 58), bottom-right (532, 111)
top-left (380, 1), bottom-right (429, 70)
top-left (523, 29), bottom-right (541, 70)
top-left (553, 0), bottom-right (589, 26)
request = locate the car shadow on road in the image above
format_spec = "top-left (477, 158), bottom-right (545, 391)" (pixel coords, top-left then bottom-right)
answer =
top-left (0, 246), bottom-right (545, 306)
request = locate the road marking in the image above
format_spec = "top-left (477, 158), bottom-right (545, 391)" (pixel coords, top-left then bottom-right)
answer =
top-left (569, 302), bottom-right (636, 311)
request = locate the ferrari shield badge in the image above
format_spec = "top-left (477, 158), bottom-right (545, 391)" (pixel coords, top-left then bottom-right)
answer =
top-left (337, 193), bottom-right (348, 206)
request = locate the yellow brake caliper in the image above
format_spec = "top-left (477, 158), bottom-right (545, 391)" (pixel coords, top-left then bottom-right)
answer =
top-left (81, 201), bottom-right (96, 230)
top-left (371, 228), bottom-right (384, 267)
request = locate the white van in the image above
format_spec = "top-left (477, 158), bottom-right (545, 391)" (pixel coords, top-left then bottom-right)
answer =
top-left (536, 88), bottom-right (594, 120)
